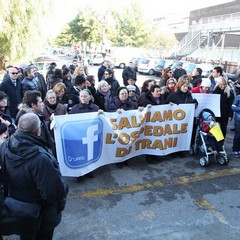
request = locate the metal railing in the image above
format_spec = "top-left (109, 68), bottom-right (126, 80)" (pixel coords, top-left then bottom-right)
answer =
top-left (172, 12), bottom-right (240, 57)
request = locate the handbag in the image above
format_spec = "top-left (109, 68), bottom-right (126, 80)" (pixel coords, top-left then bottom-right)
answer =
top-left (0, 197), bottom-right (41, 236)
top-left (0, 154), bottom-right (42, 236)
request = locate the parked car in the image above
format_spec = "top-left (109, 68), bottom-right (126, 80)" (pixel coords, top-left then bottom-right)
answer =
top-left (34, 60), bottom-right (70, 77)
top-left (154, 59), bottom-right (166, 76)
top-left (130, 57), bottom-right (141, 72)
top-left (90, 53), bottom-right (104, 65)
top-left (112, 56), bottom-right (131, 69)
top-left (138, 58), bottom-right (161, 75)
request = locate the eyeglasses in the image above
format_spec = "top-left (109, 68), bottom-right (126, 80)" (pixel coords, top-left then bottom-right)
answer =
top-left (10, 72), bottom-right (18, 75)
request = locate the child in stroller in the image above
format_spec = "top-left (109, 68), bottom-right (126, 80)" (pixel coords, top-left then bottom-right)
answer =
top-left (196, 109), bottom-right (228, 166)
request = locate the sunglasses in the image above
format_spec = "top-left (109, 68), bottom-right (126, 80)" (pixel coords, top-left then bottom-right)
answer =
top-left (10, 72), bottom-right (18, 75)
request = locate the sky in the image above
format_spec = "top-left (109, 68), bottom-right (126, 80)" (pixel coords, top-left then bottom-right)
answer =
top-left (52, 0), bottom-right (233, 36)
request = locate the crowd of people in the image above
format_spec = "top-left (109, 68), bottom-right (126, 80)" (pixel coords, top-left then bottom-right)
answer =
top-left (0, 58), bottom-right (240, 238)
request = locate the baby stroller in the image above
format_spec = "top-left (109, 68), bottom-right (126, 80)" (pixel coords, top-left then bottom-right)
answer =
top-left (193, 108), bottom-right (229, 167)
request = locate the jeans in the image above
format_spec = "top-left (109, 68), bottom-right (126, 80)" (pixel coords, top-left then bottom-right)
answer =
top-left (232, 120), bottom-right (240, 152)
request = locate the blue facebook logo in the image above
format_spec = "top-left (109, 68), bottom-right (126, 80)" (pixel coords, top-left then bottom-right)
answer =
top-left (61, 119), bottom-right (103, 168)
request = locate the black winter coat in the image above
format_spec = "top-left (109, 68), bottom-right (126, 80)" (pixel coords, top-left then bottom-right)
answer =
top-left (105, 77), bottom-right (120, 96)
top-left (0, 129), bottom-right (68, 205)
top-left (138, 91), bottom-right (166, 107)
top-left (166, 91), bottom-right (196, 105)
top-left (191, 75), bottom-right (202, 88)
top-left (67, 86), bottom-right (80, 110)
top-left (122, 67), bottom-right (137, 85)
top-left (94, 91), bottom-right (113, 111)
top-left (213, 87), bottom-right (234, 120)
top-left (69, 102), bottom-right (99, 114)
top-left (36, 73), bottom-right (47, 100)
top-left (108, 96), bottom-right (136, 112)
top-left (0, 76), bottom-right (22, 118)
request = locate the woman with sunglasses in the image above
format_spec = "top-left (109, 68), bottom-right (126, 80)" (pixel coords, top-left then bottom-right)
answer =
top-left (162, 78), bottom-right (177, 100)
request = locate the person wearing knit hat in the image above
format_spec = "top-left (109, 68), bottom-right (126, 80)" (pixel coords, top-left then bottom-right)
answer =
top-left (190, 78), bottom-right (211, 94)
top-left (126, 84), bottom-right (136, 92)
top-left (126, 84), bottom-right (138, 105)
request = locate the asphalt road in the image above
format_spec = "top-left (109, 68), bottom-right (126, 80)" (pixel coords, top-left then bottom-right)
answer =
top-left (53, 121), bottom-right (240, 240)
top-left (3, 59), bottom-right (240, 240)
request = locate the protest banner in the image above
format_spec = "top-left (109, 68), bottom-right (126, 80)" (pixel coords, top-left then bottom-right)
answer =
top-left (53, 104), bottom-right (195, 177)
top-left (192, 93), bottom-right (220, 117)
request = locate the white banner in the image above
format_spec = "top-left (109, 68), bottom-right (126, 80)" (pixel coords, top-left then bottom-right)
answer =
top-left (192, 93), bottom-right (220, 117)
top-left (53, 104), bottom-right (195, 177)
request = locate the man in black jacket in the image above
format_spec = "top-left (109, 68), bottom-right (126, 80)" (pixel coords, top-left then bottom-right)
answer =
top-left (0, 67), bottom-right (22, 121)
top-left (191, 67), bottom-right (203, 87)
top-left (0, 112), bottom-right (68, 239)
top-left (122, 61), bottom-right (137, 86)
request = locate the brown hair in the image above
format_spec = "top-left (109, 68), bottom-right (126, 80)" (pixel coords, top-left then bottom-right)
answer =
top-left (175, 79), bottom-right (189, 92)
top-left (53, 82), bottom-right (67, 94)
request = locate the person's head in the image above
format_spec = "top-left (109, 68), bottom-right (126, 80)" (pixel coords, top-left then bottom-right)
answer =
top-left (31, 66), bottom-right (39, 76)
top-left (150, 84), bottom-right (161, 98)
top-left (108, 64), bottom-right (114, 70)
top-left (200, 78), bottom-right (211, 93)
top-left (127, 77), bottom-right (136, 86)
top-left (193, 67), bottom-right (202, 77)
top-left (126, 84), bottom-right (136, 97)
top-left (104, 69), bottom-right (113, 79)
top-left (0, 122), bottom-right (8, 146)
top-left (8, 67), bottom-right (19, 80)
top-left (0, 91), bottom-right (8, 111)
top-left (175, 79), bottom-right (189, 93)
top-left (24, 66), bottom-right (35, 79)
top-left (18, 112), bottom-right (41, 136)
top-left (216, 76), bottom-right (231, 98)
top-left (45, 90), bottom-right (57, 105)
top-left (98, 80), bottom-right (110, 93)
top-left (117, 87), bottom-right (129, 102)
top-left (22, 91), bottom-right (44, 114)
top-left (179, 74), bottom-right (191, 84)
top-left (86, 75), bottom-right (95, 86)
top-left (53, 82), bottom-right (67, 98)
top-left (177, 62), bottom-right (183, 69)
top-left (128, 61), bottom-right (134, 68)
top-left (54, 68), bottom-right (63, 79)
top-left (73, 66), bottom-right (85, 77)
top-left (72, 59), bottom-right (78, 67)
top-left (102, 60), bottom-right (108, 67)
top-left (50, 62), bottom-right (57, 68)
top-left (212, 66), bottom-right (223, 78)
top-left (79, 89), bottom-right (93, 104)
top-left (74, 75), bottom-right (87, 89)
top-left (48, 64), bottom-right (56, 73)
top-left (62, 67), bottom-right (71, 79)
top-left (166, 78), bottom-right (177, 88)
top-left (141, 79), bottom-right (156, 92)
